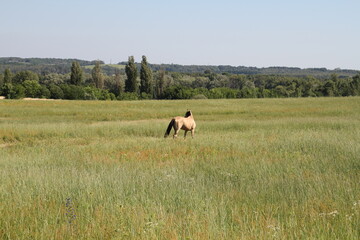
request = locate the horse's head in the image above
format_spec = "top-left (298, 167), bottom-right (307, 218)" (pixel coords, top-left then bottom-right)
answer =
top-left (184, 110), bottom-right (192, 117)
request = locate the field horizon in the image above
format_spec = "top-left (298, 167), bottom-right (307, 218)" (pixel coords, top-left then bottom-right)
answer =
top-left (1, 97), bottom-right (359, 239)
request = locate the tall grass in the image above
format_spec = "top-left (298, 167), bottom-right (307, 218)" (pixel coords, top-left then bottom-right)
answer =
top-left (0, 98), bottom-right (359, 239)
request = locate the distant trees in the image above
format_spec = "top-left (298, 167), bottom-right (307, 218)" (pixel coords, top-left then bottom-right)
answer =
top-left (40, 73), bottom-right (68, 85)
top-left (48, 84), bottom-right (64, 99)
top-left (60, 84), bottom-right (85, 100)
top-left (91, 61), bottom-right (104, 89)
top-left (140, 56), bottom-right (153, 97)
top-left (22, 80), bottom-right (42, 98)
top-left (1, 57), bottom-right (360, 101)
top-left (350, 74), bottom-right (360, 95)
top-left (12, 71), bottom-right (39, 84)
top-left (4, 68), bottom-right (12, 84)
top-left (70, 61), bottom-right (83, 85)
top-left (323, 80), bottom-right (336, 96)
top-left (125, 56), bottom-right (138, 93)
top-left (102, 70), bottom-right (123, 98)
top-left (155, 70), bottom-right (165, 98)
top-left (117, 71), bottom-right (125, 94)
top-left (1, 83), bottom-right (15, 99)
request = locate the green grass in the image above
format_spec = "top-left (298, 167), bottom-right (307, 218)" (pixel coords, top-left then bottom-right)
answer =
top-left (0, 98), bottom-right (359, 239)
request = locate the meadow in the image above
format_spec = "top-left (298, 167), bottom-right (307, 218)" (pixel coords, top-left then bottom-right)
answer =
top-left (0, 97), bottom-right (359, 239)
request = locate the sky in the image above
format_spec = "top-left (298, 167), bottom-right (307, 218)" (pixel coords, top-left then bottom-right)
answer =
top-left (1, 0), bottom-right (359, 69)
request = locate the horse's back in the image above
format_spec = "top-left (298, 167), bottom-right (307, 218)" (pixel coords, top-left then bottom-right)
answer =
top-left (180, 118), bottom-right (195, 131)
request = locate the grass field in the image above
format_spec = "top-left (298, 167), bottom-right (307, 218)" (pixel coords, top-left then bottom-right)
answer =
top-left (0, 97), bottom-right (359, 239)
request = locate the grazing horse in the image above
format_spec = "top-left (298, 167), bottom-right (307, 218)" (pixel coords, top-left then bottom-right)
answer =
top-left (164, 110), bottom-right (196, 139)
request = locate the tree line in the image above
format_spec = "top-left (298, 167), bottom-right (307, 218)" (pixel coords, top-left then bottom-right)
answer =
top-left (0, 56), bottom-right (359, 100)
top-left (1, 57), bottom-right (358, 78)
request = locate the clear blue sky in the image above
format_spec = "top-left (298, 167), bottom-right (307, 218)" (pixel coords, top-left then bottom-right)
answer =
top-left (1, 0), bottom-right (359, 69)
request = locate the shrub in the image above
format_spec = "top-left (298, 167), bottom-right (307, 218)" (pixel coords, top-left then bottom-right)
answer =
top-left (191, 94), bottom-right (208, 99)
top-left (13, 71), bottom-right (39, 84)
top-left (83, 86), bottom-right (115, 100)
top-left (40, 85), bottom-right (51, 99)
top-left (83, 86), bottom-right (98, 100)
top-left (13, 84), bottom-right (26, 99)
top-left (49, 84), bottom-right (64, 99)
top-left (161, 85), bottom-right (194, 99)
top-left (60, 84), bottom-right (85, 100)
top-left (22, 80), bottom-right (42, 98)
top-left (209, 87), bottom-right (238, 99)
top-left (239, 87), bottom-right (258, 98)
top-left (117, 92), bottom-right (139, 100)
top-left (1, 83), bottom-right (15, 99)
top-left (140, 92), bottom-right (152, 100)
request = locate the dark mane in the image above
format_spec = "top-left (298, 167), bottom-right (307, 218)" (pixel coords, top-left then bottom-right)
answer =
top-left (184, 110), bottom-right (192, 118)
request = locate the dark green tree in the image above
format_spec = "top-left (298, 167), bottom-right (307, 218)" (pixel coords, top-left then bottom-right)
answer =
top-left (91, 61), bottom-right (104, 89)
top-left (155, 70), bottom-right (165, 98)
top-left (323, 80), bottom-right (335, 96)
top-left (70, 61), bottom-right (83, 85)
top-left (114, 70), bottom-right (124, 96)
top-left (22, 80), bottom-right (42, 98)
top-left (303, 76), bottom-right (321, 97)
top-left (0, 74), bottom-right (3, 88)
top-left (337, 78), bottom-right (352, 96)
top-left (40, 85), bottom-right (51, 99)
top-left (140, 55), bottom-right (153, 95)
top-left (1, 83), bottom-right (14, 99)
top-left (49, 84), bottom-right (64, 99)
top-left (40, 73), bottom-right (67, 85)
top-left (13, 71), bottom-right (39, 84)
top-left (350, 74), bottom-right (360, 96)
top-left (125, 56), bottom-right (138, 92)
top-left (4, 68), bottom-right (13, 84)
top-left (60, 84), bottom-right (85, 100)
top-left (13, 84), bottom-right (26, 99)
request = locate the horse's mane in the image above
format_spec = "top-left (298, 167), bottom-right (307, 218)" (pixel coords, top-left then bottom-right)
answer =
top-left (184, 110), bottom-right (192, 118)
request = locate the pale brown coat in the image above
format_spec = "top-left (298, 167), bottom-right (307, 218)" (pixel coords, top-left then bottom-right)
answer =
top-left (164, 110), bottom-right (196, 138)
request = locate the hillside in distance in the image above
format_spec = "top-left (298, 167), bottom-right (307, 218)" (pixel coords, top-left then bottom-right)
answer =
top-left (0, 57), bottom-right (102, 74)
top-left (0, 57), bottom-right (358, 77)
top-left (144, 63), bottom-right (359, 78)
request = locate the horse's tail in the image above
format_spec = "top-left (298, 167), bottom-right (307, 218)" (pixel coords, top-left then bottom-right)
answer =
top-left (164, 119), bottom-right (175, 138)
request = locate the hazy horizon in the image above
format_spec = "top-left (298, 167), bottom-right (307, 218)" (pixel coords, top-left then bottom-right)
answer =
top-left (1, 0), bottom-right (359, 70)
top-left (2, 56), bottom-right (360, 71)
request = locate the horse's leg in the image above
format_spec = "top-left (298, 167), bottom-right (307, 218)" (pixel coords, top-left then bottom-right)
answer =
top-left (173, 128), bottom-right (180, 139)
top-left (173, 122), bottom-right (182, 139)
top-left (173, 123), bottom-right (179, 139)
top-left (191, 129), bottom-right (195, 138)
top-left (184, 130), bottom-right (188, 138)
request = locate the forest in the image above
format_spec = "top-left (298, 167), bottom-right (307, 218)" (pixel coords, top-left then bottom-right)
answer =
top-left (0, 57), bottom-right (359, 100)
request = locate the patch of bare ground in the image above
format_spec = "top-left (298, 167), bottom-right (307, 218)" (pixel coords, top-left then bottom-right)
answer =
top-left (0, 96), bottom-right (57, 101)
top-left (22, 98), bottom-right (58, 101)
top-left (0, 143), bottom-right (14, 148)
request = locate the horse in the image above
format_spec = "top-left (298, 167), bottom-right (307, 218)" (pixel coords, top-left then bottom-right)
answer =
top-left (164, 110), bottom-right (196, 139)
